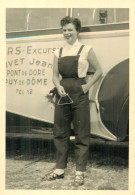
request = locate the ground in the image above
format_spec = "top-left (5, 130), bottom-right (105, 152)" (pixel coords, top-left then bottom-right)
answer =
top-left (6, 135), bottom-right (128, 190)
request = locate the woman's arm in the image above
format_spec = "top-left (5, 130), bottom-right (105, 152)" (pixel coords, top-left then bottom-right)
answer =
top-left (82, 48), bottom-right (103, 94)
top-left (53, 55), bottom-right (66, 97)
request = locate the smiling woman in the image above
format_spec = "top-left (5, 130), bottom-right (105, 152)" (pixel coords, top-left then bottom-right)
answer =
top-left (45, 16), bottom-right (102, 186)
top-left (61, 17), bottom-right (81, 45)
top-left (62, 23), bottom-right (78, 45)
top-left (6, 9), bottom-right (129, 189)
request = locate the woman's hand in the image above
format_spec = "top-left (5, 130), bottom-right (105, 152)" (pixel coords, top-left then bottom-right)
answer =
top-left (81, 84), bottom-right (89, 94)
top-left (57, 85), bottom-right (67, 97)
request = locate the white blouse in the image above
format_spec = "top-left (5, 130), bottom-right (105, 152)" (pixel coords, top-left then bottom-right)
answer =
top-left (54, 39), bottom-right (92, 78)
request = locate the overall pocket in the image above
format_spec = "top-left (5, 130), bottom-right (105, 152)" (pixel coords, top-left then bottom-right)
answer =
top-left (79, 78), bottom-right (86, 95)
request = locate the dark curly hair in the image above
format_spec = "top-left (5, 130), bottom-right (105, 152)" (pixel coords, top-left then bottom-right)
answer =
top-left (60, 16), bottom-right (81, 32)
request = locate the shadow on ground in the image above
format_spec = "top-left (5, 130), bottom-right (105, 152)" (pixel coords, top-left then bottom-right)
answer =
top-left (6, 137), bottom-right (129, 190)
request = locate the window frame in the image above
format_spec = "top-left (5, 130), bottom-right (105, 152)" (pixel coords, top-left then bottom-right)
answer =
top-left (70, 8), bottom-right (129, 27)
top-left (6, 8), bottom-right (69, 33)
top-left (6, 8), bottom-right (129, 38)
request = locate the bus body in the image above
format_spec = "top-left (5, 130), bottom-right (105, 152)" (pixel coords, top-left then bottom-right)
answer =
top-left (6, 9), bottom-right (129, 141)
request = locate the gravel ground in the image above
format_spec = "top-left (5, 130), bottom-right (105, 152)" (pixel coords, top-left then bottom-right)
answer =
top-left (6, 136), bottom-right (129, 190)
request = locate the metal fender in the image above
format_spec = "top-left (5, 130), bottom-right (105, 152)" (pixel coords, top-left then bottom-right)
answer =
top-left (97, 59), bottom-right (129, 140)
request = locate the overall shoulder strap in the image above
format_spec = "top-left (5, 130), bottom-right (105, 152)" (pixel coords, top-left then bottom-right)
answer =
top-left (77, 45), bottom-right (85, 55)
top-left (59, 47), bottom-right (63, 58)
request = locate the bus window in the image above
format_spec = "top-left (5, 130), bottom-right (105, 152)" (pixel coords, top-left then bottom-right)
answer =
top-left (6, 8), bottom-right (68, 32)
top-left (72, 8), bottom-right (129, 25)
top-left (115, 8), bottom-right (129, 23)
top-left (6, 8), bottom-right (129, 37)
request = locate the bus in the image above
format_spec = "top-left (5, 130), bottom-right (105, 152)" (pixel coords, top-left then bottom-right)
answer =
top-left (6, 8), bottom-right (129, 141)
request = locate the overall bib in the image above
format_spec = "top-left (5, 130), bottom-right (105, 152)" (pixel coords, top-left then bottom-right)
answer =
top-left (54, 45), bottom-right (90, 172)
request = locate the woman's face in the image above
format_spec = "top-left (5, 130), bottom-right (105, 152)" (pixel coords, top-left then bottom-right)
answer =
top-left (62, 23), bottom-right (78, 45)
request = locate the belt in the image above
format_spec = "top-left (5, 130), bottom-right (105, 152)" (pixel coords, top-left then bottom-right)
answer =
top-left (62, 77), bottom-right (85, 79)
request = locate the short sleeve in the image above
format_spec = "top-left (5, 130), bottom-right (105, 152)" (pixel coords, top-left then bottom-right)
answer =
top-left (84, 45), bottom-right (92, 59)
top-left (54, 48), bottom-right (59, 58)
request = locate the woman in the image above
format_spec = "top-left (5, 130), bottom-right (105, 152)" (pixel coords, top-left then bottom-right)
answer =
top-left (47, 16), bottom-right (102, 186)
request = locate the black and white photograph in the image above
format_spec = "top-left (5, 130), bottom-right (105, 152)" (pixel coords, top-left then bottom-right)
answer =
top-left (5, 7), bottom-right (131, 190)
top-left (1, 0), bottom-right (135, 192)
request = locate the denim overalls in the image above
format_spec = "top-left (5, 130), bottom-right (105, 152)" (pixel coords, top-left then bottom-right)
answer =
top-left (54, 45), bottom-right (90, 172)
